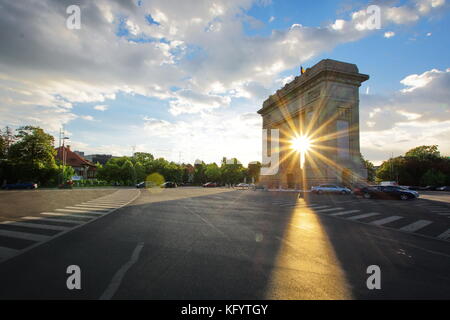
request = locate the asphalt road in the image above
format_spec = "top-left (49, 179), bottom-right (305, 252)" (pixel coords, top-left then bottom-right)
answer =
top-left (0, 188), bottom-right (120, 221)
top-left (0, 187), bottom-right (449, 299)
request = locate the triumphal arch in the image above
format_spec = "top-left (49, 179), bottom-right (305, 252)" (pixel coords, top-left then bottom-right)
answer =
top-left (258, 59), bottom-right (369, 189)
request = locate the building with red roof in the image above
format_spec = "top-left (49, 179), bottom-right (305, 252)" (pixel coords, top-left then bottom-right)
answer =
top-left (55, 145), bottom-right (97, 179)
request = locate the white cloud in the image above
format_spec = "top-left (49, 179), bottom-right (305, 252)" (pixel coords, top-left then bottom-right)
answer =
top-left (80, 115), bottom-right (95, 121)
top-left (94, 105), bottom-right (108, 111)
top-left (269, 16), bottom-right (275, 23)
top-left (360, 67), bottom-right (450, 163)
top-left (384, 31), bottom-right (395, 38)
top-left (0, 0), bottom-right (447, 163)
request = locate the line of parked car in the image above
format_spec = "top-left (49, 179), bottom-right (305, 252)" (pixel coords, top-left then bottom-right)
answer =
top-left (1, 182), bottom-right (38, 190)
top-left (310, 184), bottom-right (421, 200)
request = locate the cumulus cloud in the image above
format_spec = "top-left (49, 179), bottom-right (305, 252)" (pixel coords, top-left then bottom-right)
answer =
top-left (1, 0), bottom-right (445, 123)
top-left (79, 115), bottom-right (95, 121)
top-left (0, 0), bottom-right (447, 162)
top-left (360, 67), bottom-right (450, 163)
top-left (141, 111), bottom-right (262, 164)
top-left (94, 105), bottom-right (108, 111)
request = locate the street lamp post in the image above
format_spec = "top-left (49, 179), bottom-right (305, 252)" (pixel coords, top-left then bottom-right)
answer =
top-left (60, 136), bottom-right (69, 185)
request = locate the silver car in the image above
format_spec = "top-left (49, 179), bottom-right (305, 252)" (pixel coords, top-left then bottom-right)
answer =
top-left (311, 184), bottom-right (351, 195)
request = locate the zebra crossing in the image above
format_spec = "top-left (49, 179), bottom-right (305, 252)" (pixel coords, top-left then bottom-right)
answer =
top-left (270, 200), bottom-right (450, 242)
top-left (0, 189), bottom-right (139, 263)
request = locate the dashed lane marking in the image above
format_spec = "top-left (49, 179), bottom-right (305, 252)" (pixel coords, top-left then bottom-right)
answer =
top-left (0, 190), bottom-right (141, 264)
top-left (64, 206), bottom-right (110, 212)
top-left (313, 207), bottom-right (344, 213)
top-left (437, 228), bottom-right (450, 240)
top-left (0, 229), bottom-right (51, 242)
top-left (21, 216), bottom-right (85, 224)
top-left (399, 220), bottom-right (433, 232)
top-left (40, 212), bottom-right (98, 219)
top-left (370, 216), bottom-right (403, 226)
top-left (347, 212), bottom-right (380, 220)
top-left (329, 209), bottom-right (361, 216)
top-left (54, 209), bottom-right (105, 216)
top-left (0, 221), bottom-right (70, 231)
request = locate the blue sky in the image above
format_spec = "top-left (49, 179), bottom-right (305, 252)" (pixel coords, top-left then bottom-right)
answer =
top-left (1, 0), bottom-right (449, 165)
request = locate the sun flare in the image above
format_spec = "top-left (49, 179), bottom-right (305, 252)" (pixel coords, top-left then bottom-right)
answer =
top-left (290, 135), bottom-right (311, 153)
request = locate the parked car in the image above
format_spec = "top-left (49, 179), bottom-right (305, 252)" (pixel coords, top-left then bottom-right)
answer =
top-left (58, 180), bottom-right (73, 189)
top-left (252, 184), bottom-right (266, 191)
top-left (136, 182), bottom-right (146, 188)
top-left (161, 181), bottom-right (177, 188)
top-left (2, 182), bottom-right (38, 190)
top-left (357, 185), bottom-right (419, 200)
top-left (236, 183), bottom-right (249, 189)
top-left (311, 184), bottom-right (351, 195)
top-left (437, 186), bottom-right (450, 191)
top-left (203, 182), bottom-right (218, 187)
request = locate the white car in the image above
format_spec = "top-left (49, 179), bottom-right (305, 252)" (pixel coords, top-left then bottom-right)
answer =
top-left (236, 183), bottom-right (249, 189)
top-left (311, 184), bottom-right (351, 195)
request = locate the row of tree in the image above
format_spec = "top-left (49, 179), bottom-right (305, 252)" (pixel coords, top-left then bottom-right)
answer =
top-left (0, 126), bottom-right (261, 187)
top-left (96, 152), bottom-right (262, 186)
top-left (371, 145), bottom-right (450, 186)
top-left (0, 126), bottom-right (74, 186)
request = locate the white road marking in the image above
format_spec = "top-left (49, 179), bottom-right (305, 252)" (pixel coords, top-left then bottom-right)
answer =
top-left (303, 205), bottom-right (330, 210)
top-left (63, 207), bottom-right (110, 212)
top-left (77, 204), bottom-right (119, 208)
top-left (0, 189), bottom-right (140, 265)
top-left (313, 207), bottom-right (344, 213)
top-left (287, 204), bottom-right (325, 208)
top-left (329, 210), bottom-right (361, 216)
top-left (437, 228), bottom-right (450, 240)
top-left (55, 209), bottom-right (104, 215)
top-left (22, 216), bottom-right (84, 224)
top-left (0, 221), bottom-right (70, 231)
top-left (0, 246), bottom-right (19, 259)
top-left (86, 200), bottom-right (128, 203)
top-left (0, 229), bottom-right (51, 242)
top-left (347, 212), bottom-right (380, 220)
top-left (370, 216), bottom-right (403, 226)
top-left (399, 220), bottom-right (433, 232)
top-left (40, 212), bottom-right (94, 219)
top-left (99, 242), bottom-right (144, 300)
top-left (278, 203), bottom-right (297, 207)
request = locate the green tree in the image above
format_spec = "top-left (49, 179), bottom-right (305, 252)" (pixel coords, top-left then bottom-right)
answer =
top-left (421, 168), bottom-right (446, 186)
top-left (121, 159), bottom-right (136, 185)
top-left (8, 126), bottom-right (56, 166)
top-left (405, 145), bottom-right (440, 160)
top-left (205, 163), bottom-right (221, 182)
top-left (221, 157), bottom-right (245, 185)
top-left (4, 126), bottom-right (57, 185)
top-left (193, 160), bottom-right (207, 184)
top-left (363, 159), bottom-right (376, 182)
top-left (247, 161), bottom-right (261, 183)
top-left (376, 145), bottom-right (450, 186)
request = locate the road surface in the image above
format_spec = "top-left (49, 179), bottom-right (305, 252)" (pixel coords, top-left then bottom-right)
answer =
top-left (0, 188), bottom-right (449, 299)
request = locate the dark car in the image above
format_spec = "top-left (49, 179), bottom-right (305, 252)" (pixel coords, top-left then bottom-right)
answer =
top-left (161, 181), bottom-right (177, 188)
top-left (203, 182), bottom-right (218, 187)
top-left (437, 186), bottom-right (450, 191)
top-left (358, 185), bottom-right (419, 200)
top-left (2, 182), bottom-right (38, 190)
